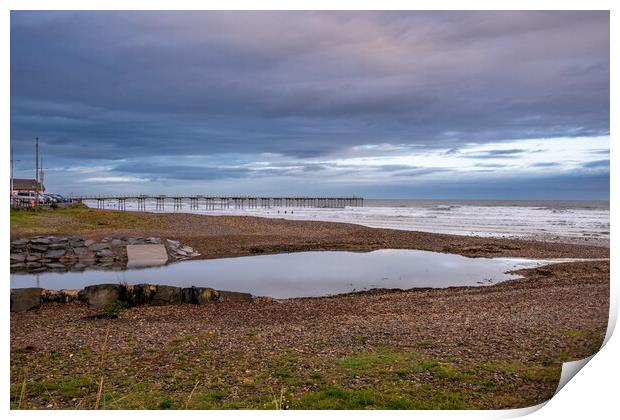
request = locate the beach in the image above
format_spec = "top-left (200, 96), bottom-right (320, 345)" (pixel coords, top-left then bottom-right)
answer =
top-left (10, 207), bottom-right (610, 409)
top-left (83, 199), bottom-right (611, 247)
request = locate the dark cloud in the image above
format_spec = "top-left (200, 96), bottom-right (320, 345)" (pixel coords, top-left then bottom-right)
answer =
top-left (531, 162), bottom-right (560, 168)
top-left (461, 149), bottom-right (529, 159)
top-left (9, 11), bottom-right (610, 198)
top-left (112, 163), bottom-right (297, 180)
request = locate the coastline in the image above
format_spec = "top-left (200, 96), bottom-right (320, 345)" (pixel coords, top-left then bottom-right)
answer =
top-left (10, 208), bottom-right (610, 409)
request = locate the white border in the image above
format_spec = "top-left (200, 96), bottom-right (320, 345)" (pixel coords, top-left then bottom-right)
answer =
top-left (3, 2), bottom-right (616, 419)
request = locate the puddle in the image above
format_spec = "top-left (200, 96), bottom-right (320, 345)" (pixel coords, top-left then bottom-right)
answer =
top-left (9, 249), bottom-right (572, 299)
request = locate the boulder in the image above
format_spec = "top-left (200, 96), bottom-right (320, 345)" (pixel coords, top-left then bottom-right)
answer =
top-left (80, 284), bottom-right (122, 309)
top-left (217, 290), bottom-right (253, 302)
top-left (130, 284), bottom-right (156, 306)
top-left (182, 287), bottom-right (218, 304)
top-left (11, 288), bottom-right (43, 312)
top-left (42, 289), bottom-right (80, 303)
top-left (151, 285), bottom-right (182, 305)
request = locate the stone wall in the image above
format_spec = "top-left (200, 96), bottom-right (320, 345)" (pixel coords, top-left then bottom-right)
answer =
top-left (10, 284), bottom-right (253, 312)
top-left (10, 236), bottom-right (200, 273)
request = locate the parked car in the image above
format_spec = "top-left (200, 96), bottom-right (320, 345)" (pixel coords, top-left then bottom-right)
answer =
top-left (51, 193), bottom-right (69, 203)
top-left (42, 194), bottom-right (58, 204)
top-left (15, 191), bottom-right (37, 204)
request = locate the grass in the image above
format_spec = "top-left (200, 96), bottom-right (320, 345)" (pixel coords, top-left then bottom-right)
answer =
top-left (10, 343), bottom-right (565, 410)
top-left (296, 386), bottom-right (472, 410)
top-left (102, 301), bottom-right (129, 315)
top-left (10, 204), bottom-right (150, 236)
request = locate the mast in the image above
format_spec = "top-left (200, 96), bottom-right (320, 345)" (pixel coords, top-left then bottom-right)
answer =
top-left (35, 137), bottom-right (39, 205)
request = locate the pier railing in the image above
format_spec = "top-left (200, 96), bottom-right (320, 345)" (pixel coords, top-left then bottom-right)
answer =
top-left (71, 195), bottom-right (364, 211)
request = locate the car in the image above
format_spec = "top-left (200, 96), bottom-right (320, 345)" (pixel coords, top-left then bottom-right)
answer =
top-left (42, 194), bottom-right (58, 204)
top-left (15, 191), bottom-right (37, 204)
top-left (52, 194), bottom-right (69, 203)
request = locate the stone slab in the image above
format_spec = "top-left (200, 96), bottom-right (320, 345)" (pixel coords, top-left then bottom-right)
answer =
top-left (126, 244), bottom-right (168, 268)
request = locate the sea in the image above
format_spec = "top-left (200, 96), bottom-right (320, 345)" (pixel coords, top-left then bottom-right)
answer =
top-left (83, 199), bottom-right (610, 246)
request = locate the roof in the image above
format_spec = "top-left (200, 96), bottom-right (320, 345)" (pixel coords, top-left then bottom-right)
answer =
top-left (11, 178), bottom-right (44, 191)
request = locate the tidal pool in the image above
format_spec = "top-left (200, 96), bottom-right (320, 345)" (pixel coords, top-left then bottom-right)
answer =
top-left (10, 249), bottom-right (569, 299)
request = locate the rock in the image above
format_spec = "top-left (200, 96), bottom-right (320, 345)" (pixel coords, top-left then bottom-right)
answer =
top-left (84, 239), bottom-right (95, 247)
top-left (151, 285), bottom-right (182, 305)
top-left (80, 284), bottom-right (122, 309)
top-left (42, 289), bottom-right (80, 303)
top-left (217, 290), bottom-right (253, 302)
top-left (95, 249), bottom-right (115, 258)
top-left (30, 245), bottom-right (49, 253)
top-left (10, 253), bottom-right (26, 262)
top-left (26, 254), bottom-right (42, 261)
top-left (11, 288), bottom-right (43, 312)
top-left (45, 249), bottom-right (67, 259)
top-left (10, 263), bottom-right (26, 270)
top-left (182, 287), bottom-right (218, 304)
top-left (48, 243), bottom-right (67, 250)
top-left (90, 243), bottom-right (110, 252)
top-left (73, 247), bottom-right (89, 257)
top-left (26, 260), bottom-right (42, 267)
top-left (31, 238), bottom-right (51, 245)
top-left (11, 239), bottom-right (29, 247)
top-left (128, 284), bottom-right (154, 305)
top-left (146, 237), bottom-right (161, 244)
top-left (127, 237), bottom-right (145, 245)
top-left (111, 239), bottom-right (123, 246)
top-left (166, 239), bottom-right (181, 248)
top-left (46, 263), bottom-right (68, 269)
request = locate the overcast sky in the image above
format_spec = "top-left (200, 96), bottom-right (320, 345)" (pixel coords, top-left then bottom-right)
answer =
top-left (10, 11), bottom-right (609, 199)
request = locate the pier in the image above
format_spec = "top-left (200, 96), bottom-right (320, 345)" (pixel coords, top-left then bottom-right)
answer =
top-left (73, 195), bottom-right (364, 211)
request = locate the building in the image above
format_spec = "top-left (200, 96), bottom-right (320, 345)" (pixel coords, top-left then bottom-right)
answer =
top-left (11, 178), bottom-right (45, 194)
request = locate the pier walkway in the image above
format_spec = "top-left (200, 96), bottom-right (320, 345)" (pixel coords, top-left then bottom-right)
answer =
top-left (73, 195), bottom-right (364, 211)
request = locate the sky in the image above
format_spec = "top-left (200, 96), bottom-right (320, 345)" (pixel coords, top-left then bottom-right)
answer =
top-left (10, 11), bottom-right (610, 199)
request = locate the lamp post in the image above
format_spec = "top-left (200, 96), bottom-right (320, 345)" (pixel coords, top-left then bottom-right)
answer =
top-left (10, 147), bottom-right (21, 198)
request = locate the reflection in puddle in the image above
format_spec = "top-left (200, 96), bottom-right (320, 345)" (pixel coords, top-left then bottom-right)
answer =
top-left (10, 249), bottom-right (569, 299)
